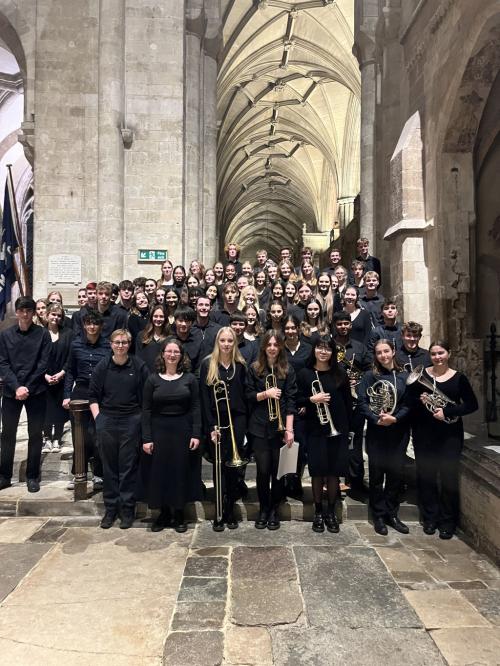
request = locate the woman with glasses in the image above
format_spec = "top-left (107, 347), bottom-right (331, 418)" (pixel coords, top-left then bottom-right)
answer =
top-left (141, 337), bottom-right (202, 533)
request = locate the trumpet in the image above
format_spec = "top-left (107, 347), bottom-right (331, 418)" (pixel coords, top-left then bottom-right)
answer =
top-left (213, 380), bottom-right (249, 468)
top-left (406, 365), bottom-right (458, 424)
top-left (265, 367), bottom-right (285, 431)
top-left (311, 371), bottom-right (340, 437)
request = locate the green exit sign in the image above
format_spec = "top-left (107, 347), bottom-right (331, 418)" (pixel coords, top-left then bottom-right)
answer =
top-left (138, 249), bottom-right (168, 263)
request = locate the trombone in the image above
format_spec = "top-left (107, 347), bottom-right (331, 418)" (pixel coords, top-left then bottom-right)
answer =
top-left (265, 366), bottom-right (285, 431)
top-left (213, 425), bottom-right (223, 524)
top-left (311, 371), bottom-right (340, 437)
top-left (213, 380), bottom-right (249, 468)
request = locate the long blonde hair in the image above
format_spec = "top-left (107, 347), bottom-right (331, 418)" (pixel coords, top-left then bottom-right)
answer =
top-left (238, 285), bottom-right (260, 311)
top-left (206, 327), bottom-right (246, 385)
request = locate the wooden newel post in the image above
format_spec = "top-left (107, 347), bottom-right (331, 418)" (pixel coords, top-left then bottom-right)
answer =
top-left (69, 399), bottom-right (90, 501)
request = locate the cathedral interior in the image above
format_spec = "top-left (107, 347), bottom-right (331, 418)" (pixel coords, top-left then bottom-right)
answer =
top-left (0, 2), bottom-right (499, 661)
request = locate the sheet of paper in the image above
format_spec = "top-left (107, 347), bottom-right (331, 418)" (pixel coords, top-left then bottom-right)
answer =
top-left (277, 441), bottom-right (299, 479)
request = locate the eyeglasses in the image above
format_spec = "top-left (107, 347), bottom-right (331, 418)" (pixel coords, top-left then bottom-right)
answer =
top-left (112, 340), bottom-right (130, 346)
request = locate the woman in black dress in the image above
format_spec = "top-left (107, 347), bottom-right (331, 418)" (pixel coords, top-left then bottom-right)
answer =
top-left (141, 337), bottom-right (202, 533)
top-left (245, 330), bottom-right (296, 530)
top-left (358, 339), bottom-right (410, 536)
top-left (343, 286), bottom-right (372, 347)
top-left (297, 335), bottom-right (352, 533)
top-left (42, 304), bottom-right (73, 453)
top-left (200, 327), bottom-right (247, 531)
top-left (136, 305), bottom-right (171, 373)
top-left (127, 290), bottom-right (150, 351)
top-left (410, 340), bottom-right (478, 539)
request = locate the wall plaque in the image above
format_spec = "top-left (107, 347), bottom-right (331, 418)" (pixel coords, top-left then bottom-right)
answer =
top-left (48, 254), bottom-right (82, 284)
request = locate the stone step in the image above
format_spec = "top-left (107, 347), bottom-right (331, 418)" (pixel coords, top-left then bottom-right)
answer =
top-left (0, 478), bottom-right (419, 522)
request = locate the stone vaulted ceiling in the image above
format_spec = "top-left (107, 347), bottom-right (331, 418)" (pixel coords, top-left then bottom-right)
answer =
top-left (217, 0), bottom-right (360, 258)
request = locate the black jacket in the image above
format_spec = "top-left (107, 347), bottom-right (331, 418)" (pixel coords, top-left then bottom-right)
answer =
top-left (357, 369), bottom-right (410, 427)
top-left (0, 324), bottom-right (51, 397)
top-left (245, 364), bottom-right (297, 438)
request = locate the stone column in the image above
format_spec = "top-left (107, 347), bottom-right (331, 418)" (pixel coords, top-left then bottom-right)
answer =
top-left (202, 27), bottom-right (219, 267)
top-left (184, 0), bottom-right (204, 265)
top-left (97, 0), bottom-right (124, 281)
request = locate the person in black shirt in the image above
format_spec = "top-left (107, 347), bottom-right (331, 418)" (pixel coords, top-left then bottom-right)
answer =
top-left (73, 281), bottom-right (128, 340)
top-left (200, 327), bottom-right (248, 531)
top-left (359, 271), bottom-right (384, 328)
top-left (136, 304), bottom-right (171, 373)
top-left (63, 311), bottom-right (110, 490)
top-left (89, 329), bottom-right (150, 529)
top-left (230, 312), bottom-right (258, 365)
top-left (355, 237), bottom-right (382, 284)
top-left (333, 310), bottom-right (371, 492)
top-left (210, 282), bottom-right (240, 327)
top-left (395, 321), bottom-right (431, 372)
top-left (368, 299), bottom-right (402, 354)
top-left (245, 331), bottom-right (297, 530)
top-left (409, 340), bottom-right (478, 539)
top-left (0, 297), bottom-right (51, 492)
top-left (173, 305), bottom-right (202, 374)
top-left (297, 335), bottom-right (352, 533)
top-left (118, 280), bottom-right (134, 314)
top-left (357, 340), bottom-right (411, 536)
top-left (191, 295), bottom-right (221, 362)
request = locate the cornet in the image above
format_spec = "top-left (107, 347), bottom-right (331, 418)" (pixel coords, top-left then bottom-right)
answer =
top-left (406, 365), bottom-right (458, 424)
top-left (311, 371), bottom-right (340, 437)
top-left (265, 367), bottom-right (285, 431)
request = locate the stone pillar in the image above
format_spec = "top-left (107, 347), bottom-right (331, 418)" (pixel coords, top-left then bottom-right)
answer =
top-left (201, 19), bottom-right (219, 267)
top-left (97, 0), bottom-right (124, 281)
top-left (354, 0), bottom-right (379, 252)
top-left (184, 0), bottom-right (203, 265)
top-left (384, 111), bottom-right (431, 345)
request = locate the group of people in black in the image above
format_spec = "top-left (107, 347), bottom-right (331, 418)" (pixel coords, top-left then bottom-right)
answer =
top-left (0, 237), bottom-right (478, 539)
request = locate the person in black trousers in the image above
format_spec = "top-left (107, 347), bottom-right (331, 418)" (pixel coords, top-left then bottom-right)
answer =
top-left (63, 311), bottom-right (110, 490)
top-left (0, 296), bottom-right (51, 492)
top-left (357, 339), bottom-right (411, 535)
top-left (245, 330), bottom-right (296, 530)
top-left (89, 328), bottom-right (150, 529)
top-left (200, 327), bottom-right (247, 531)
top-left (409, 340), bottom-right (478, 539)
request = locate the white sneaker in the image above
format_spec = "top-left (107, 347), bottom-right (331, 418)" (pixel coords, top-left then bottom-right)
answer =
top-left (93, 476), bottom-right (103, 490)
top-left (52, 440), bottom-right (61, 452)
top-left (42, 440), bottom-right (52, 453)
top-left (67, 478), bottom-right (75, 490)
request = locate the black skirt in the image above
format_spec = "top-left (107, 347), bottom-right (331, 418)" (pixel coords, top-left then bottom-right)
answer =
top-left (138, 413), bottom-right (202, 510)
top-left (307, 431), bottom-right (349, 477)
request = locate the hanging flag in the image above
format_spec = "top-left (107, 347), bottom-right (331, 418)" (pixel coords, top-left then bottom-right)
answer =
top-left (0, 179), bottom-right (19, 320)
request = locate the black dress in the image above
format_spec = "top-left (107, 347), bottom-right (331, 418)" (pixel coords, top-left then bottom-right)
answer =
top-left (44, 327), bottom-right (73, 439)
top-left (297, 368), bottom-right (352, 476)
top-left (140, 373), bottom-right (203, 510)
top-left (136, 336), bottom-right (163, 373)
top-left (410, 369), bottom-right (478, 531)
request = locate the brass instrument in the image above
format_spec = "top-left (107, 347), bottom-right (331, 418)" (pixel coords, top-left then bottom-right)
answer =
top-left (265, 367), bottom-right (285, 431)
top-left (311, 371), bottom-right (340, 437)
top-left (336, 344), bottom-right (346, 364)
top-left (346, 353), bottom-right (363, 400)
top-left (213, 425), bottom-right (223, 524)
top-left (406, 365), bottom-right (458, 424)
top-left (213, 380), bottom-right (249, 468)
top-left (367, 379), bottom-right (397, 415)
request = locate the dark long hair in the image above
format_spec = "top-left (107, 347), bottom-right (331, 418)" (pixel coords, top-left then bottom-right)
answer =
top-left (140, 304), bottom-right (171, 345)
top-left (253, 329), bottom-right (289, 379)
top-left (306, 333), bottom-right (344, 386)
top-left (372, 338), bottom-right (404, 374)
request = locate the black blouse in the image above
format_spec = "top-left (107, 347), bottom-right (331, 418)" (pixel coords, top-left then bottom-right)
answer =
top-left (199, 359), bottom-right (248, 433)
top-left (297, 367), bottom-right (353, 435)
top-left (141, 373), bottom-right (201, 442)
top-left (412, 369), bottom-right (478, 422)
top-left (245, 364), bottom-right (297, 437)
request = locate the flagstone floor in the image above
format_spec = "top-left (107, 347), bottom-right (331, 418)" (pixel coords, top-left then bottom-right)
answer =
top-left (0, 515), bottom-right (499, 665)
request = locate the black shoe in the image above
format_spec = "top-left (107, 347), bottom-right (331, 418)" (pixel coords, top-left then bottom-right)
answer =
top-left (325, 512), bottom-right (340, 533)
top-left (386, 516), bottom-right (410, 534)
top-left (212, 520), bottom-right (225, 532)
top-left (27, 479), bottom-right (40, 493)
top-left (151, 508), bottom-right (171, 532)
top-left (174, 510), bottom-right (187, 533)
top-left (373, 517), bottom-right (388, 535)
top-left (100, 511), bottom-right (117, 529)
top-left (225, 512), bottom-right (238, 530)
top-left (0, 478), bottom-right (12, 491)
top-left (312, 512), bottom-right (325, 533)
top-left (119, 513), bottom-right (135, 529)
top-left (423, 521), bottom-right (437, 535)
top-left (255, 509), bottom-right (268, 529)
top-left (439, 528), bottom-right (454, 540)
top-left (267, 507), bottom-right (280, 531)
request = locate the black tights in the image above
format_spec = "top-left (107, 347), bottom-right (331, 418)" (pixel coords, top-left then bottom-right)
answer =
top-left (312, 476), bottom-right (339, 509)
top-left (253, 436), bottom-right (283, 510)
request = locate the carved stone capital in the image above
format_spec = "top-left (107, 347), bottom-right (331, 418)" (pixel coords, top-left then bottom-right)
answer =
top-left (18, 119), bottom-right (35, 166)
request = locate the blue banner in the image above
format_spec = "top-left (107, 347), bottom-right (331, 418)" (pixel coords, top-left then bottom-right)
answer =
top-left (0, 180), bottom-right (19, 320)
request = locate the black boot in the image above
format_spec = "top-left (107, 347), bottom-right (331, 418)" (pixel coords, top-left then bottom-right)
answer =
top-left (325, 511), bottom-right (339, 533)
top-left (152, 507), bottom-right (172, 532)
top-left (224, 504), bottom-right (238, 530)
top-left (312, 512), bottom-right (325, 533)
top-left (267, 506), bottom-right (280, 531)
top-left (174, 509), bottom-right (187, 533)
top-left (255, 506), bottom-right (268, 529)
